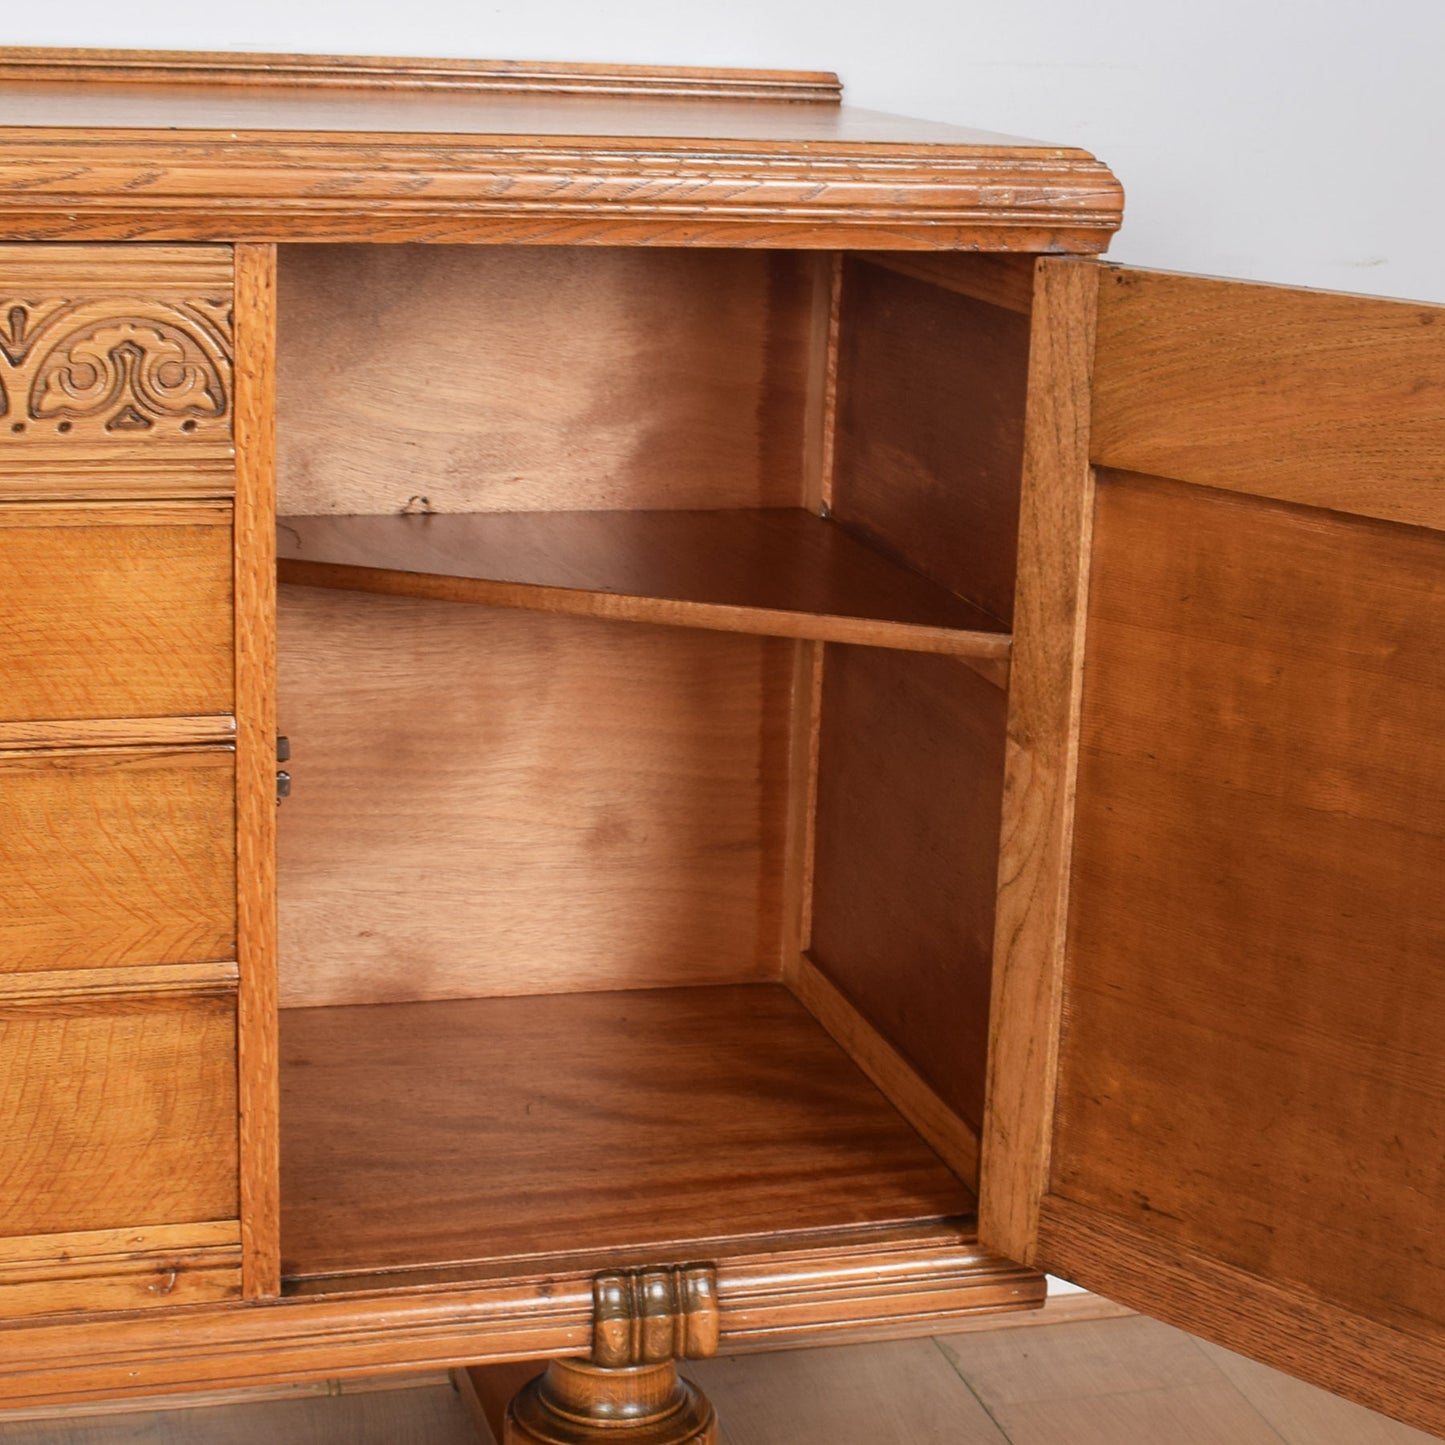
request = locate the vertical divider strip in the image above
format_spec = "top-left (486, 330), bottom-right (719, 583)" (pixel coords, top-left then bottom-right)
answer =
top-left (233, 242), bottom-right (281, 1298)
top-left (781, 254), bottom-right (841, 979)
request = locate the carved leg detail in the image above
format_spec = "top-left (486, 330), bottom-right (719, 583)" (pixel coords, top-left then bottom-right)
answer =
top-left (504, 1358), bottom-right (717, 1444)
top-left (503, 1264), bottom-right (722, 1443)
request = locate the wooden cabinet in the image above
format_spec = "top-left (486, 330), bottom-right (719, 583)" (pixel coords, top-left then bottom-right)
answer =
top-left (0, 46), bottom-right (1439, 1442)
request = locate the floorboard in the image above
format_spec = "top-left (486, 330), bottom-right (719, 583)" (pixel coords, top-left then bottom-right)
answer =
top-left (0, 1383), bottom-right (478, 1445)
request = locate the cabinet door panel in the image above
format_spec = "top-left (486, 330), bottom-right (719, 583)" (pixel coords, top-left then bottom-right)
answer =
top-left (983, 264), bottom-right (1445, 1436)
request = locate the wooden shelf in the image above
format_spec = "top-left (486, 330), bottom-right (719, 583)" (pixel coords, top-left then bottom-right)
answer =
top-left (276, 508), bottom-right (1011, 667)
top-left (279, 984), bottom-right (973, 1287)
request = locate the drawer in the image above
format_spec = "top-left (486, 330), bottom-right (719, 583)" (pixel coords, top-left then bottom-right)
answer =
top-left (0, 979), bottom-right (239, 1239)
top-left (0, 745), bottom-right (236, 971)
top-left (0, 503), bottom-right (233, 728)
top-left (0, 1222), bottom-right (242, 1318)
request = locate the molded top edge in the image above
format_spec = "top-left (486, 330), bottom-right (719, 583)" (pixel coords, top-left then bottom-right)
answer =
top-left (0, 47), bottom-right (845, 104)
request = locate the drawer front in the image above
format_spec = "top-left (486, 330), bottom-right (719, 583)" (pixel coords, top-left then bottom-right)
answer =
top-left (0, 978), bottom-right (241, 1314)
top-left (0, 984), bottom-right (239, 1235)
top-left (0, 1222), bottom-right (242, 1317)
top-left (0, 504), bottom-right (233, 728)
top-left (0, 746), bottom-right (236, 972)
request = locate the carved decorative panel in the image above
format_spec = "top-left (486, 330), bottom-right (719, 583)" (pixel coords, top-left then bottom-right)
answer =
top-left (0, 297), bottom-right (231, 445)
top-left (0, 246), bottom-right (235, 495)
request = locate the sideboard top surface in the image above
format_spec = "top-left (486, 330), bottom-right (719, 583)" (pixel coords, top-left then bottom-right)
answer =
top-left (0, 47), bottom-right (1124, 249)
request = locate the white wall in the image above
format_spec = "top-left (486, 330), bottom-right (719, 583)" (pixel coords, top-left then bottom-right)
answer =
top-left (7, 0), bottom-right (1444, 302)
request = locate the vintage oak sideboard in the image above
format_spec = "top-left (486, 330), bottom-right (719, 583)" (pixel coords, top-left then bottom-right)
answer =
top-left (0, 47), bottom-right (1440, 1443)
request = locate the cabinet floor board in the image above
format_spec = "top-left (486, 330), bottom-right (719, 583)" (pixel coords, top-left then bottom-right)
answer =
top-left (279, 983), bottom-right (973, 1283)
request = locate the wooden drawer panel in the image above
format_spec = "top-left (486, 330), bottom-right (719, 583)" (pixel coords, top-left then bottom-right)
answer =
top-left (0, 746), bottom-right (236, 971)
top-left (0, 1222), bottom-right (242, 1318)
top-left (0, 983), bottom-right (239, 1237)
top-left (0, 503), bottom-right (233, 727)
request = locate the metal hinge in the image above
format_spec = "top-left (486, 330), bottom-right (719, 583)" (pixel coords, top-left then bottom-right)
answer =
top-left (276, 736), bottom-right (291, 804)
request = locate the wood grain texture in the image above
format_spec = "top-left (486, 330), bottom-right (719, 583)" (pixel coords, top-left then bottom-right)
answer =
top-left (800, 253), bottom-right (842, 513)
top-left (233, 242), bottom-right (281, 1301)
top-left (1092, 265), bottom-right (1445, 529)
top-left (0, 134), bottom-right (1124, 251)
top-left (0, 49), bottom-right (844, 102)
top-left (0, 59), bottom-right (1124, 248)
top-left (810, 645), bottom-right (1007, 1137)
top-left (0, 962), bottom-right (236, 1002)
top-left (0, 456), bottom-right (233, 502)
top-left (0, 746), bottom-right (236, 971)
top-left (277, 589), bottom-right (789, 1005)
top-left (0, 503), bottom-right (232, 725)
top-left (0, 215), bottom-right (1118, 253)
top-left (0, 1372), bottom-right (455, 1424)
top-left (832, 256), bottom-right (1032, 624)
top-left (0, 1223), bottom-right (1036, 1409)
top-left (276, 246), bottom-right (813, 516)
top-left (0, 987), bottom-right (238, 1237)
top-left (0, 1222), bottom-right (240, 1319)
top-left (1037, 1196), bottom-right (1445, 1441)
top-left (778, 642), bottom-right (823, 973)
top-left (277, 510), bottom-right (1013, 662)
top-left (0, 244), bottom-right (232, 461)
top-left (0, 244), bottom-right (231, 291)
top-left (0, 63), bottom-right (1084, 145)
top-left (0, 1220), bottom-right (238, 1269)
top-left (857, 252), bottom-right (1036, 315)
top-left (279, 985), bottom-right (972, 1281)
top-left (0, 501), bottom-right (225, 527)
top-left (977, 258), bottom-right (1097, 1264)
top-left (0, 717), bottom-right (234, 750)
top-left (790, 954), bottom-right (981, 1189)
top-left (0, 1380), bottom-right (483, 1444)
top-left (1053, 473), bottom-right (1445, 1338)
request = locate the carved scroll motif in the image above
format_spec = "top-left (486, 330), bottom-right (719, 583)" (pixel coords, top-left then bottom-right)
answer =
top-left (591, 1265), bottom-right (721, 1368)
top-left (0, 296), bottom-right (232, 444)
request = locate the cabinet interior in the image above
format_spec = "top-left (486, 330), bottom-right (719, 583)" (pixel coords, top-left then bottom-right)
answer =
top-left (272, 243), bottom-right (1034, 1294)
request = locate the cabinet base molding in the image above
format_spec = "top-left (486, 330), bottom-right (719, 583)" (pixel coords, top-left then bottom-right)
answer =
top-left (0, 1224), bottom-right (1037, 1410)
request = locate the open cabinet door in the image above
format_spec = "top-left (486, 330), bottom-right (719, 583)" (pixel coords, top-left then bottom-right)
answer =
top-left (981, 260), bottom-right (1445, 1434)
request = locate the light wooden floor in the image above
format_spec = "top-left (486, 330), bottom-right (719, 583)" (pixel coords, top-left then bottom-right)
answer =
top-left (0, 1309), bottom-right (1434, 1444)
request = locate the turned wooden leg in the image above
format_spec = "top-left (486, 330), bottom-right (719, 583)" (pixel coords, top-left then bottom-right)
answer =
top-left (497, 1264), bottom-right (722, 1443)
top-left (504, 1358), bottom-right (716, 1443)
